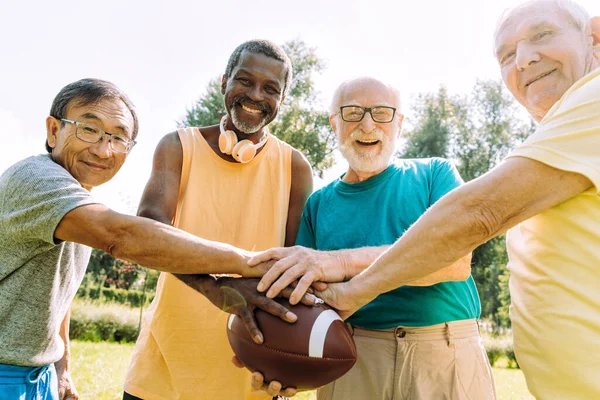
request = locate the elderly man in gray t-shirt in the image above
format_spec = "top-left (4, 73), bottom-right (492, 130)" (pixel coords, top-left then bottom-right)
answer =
top-left (0, 78), bottom-right (308, 400)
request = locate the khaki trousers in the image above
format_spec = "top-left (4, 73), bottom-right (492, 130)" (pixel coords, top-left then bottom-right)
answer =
top-left (317, 319), bottom-right (496, 400)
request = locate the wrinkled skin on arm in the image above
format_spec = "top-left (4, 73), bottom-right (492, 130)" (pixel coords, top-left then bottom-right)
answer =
top-left (315, 157), bottom-right (594, 320)
top-left (249, 245), bottom-right (472, 304)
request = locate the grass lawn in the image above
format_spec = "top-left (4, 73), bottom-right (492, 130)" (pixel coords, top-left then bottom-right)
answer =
top-left (71, 341), bottom-right (533, 399)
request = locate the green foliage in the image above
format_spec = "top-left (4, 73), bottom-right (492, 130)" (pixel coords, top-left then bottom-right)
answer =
top-left (403, 87), bottom-right (453, 158)
top-left (179, 39), bottom-right (335, 176)
top-left (181, 78), bottom-right (225, 127)
top-left (70, 300), bottom-right (140, 343)
top-left (482, 332), bottom-right (519, 368)
top-left (505, 347), bottom-right (520, 369)
top-left (141, 268), bottom-right (160, 292)
top-left (86, 249), bottom-right (141, 290)
top-left (485, 342), bottom-right (504, 367)
top-left (496, 263), bottom-right (512, 329)
top-left (402, 80), bottom-right (535, 330)
top-left (76, 285), bottom-right (154, 307)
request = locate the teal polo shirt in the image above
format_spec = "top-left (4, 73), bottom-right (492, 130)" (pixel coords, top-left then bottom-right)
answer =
top-left (296, 158), bottom-right (481, 329)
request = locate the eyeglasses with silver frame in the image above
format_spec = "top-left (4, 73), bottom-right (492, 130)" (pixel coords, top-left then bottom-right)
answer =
top-left (339, 105), bottom-right (397, 123)
top-left (60, 119), bottom-right (136, 154)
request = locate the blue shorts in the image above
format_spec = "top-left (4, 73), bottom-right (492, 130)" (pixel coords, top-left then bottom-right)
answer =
top-left (0, 363), bottom-right (57, 400)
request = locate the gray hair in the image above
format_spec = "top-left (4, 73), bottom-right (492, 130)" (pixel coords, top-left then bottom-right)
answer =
top-left (48, 78), bottom-right (138, 153)
top-left (224, 39), bottom-right (293, 97)
top-left (495, 0), bottom-right (591, 41)
top-left (329, 77), bottom-right (403, 116)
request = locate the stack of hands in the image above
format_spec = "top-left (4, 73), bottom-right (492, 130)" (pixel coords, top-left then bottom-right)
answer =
top-left (178, 245), bottom-right (362, 397)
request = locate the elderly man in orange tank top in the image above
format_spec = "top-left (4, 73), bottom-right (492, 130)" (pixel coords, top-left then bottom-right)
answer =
top-left (122, 40), bottom-right (313, 400)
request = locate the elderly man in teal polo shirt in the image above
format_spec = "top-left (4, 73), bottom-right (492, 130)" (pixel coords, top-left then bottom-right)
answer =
top-left (249, 77), bottom-right (496, 399)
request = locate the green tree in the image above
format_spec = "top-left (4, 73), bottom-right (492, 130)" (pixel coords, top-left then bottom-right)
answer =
top-left (86, 249), bottom-right (114, 287)
top-left (179, 39), bottom-right (335, 176)
top-left (181, 78), bottom-right (225, 127)
top-left (86, 249), bottom-right (141, 291)
top-left (403, 87), bottom-right (454, 159)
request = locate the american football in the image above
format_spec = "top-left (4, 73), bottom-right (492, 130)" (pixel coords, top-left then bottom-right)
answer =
top-left (227, 298), bottom-right (357, 390)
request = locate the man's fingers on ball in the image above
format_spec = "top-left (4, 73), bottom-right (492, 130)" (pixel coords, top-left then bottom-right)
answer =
top-left (290, 273), bottom-right (315, 305)
top-left (267, 380), bottom-right (283, 396)
top-left (267, 268), bottom-right (303, 298)
top-left (279, 286), bottom-right (294, 299)
top-left (257, 257), bottom-right (294, 292)
top-left (239, 310), bottom-right (263, 344)
top-left (300, 292), bottom-right (319, 306)
top-left (231, 355), bottom-right (244, 368)
top-left (251, 372), bottom-right (264, 390)
top-left (257, 297), bottom-right (297, 323)
top-left (282, 387), bottom-right (298, 397)
top-left (263, 257), bottom-right (300, 296)
top-left (312, 281), bottom-right (328, 291)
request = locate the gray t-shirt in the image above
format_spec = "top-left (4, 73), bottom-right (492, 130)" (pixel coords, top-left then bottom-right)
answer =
top-left (0, 154), bottom-right (98, 366)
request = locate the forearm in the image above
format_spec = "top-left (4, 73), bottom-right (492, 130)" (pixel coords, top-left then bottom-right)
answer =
top-left (101, 214), bottom-right (253, 276)
top-left (337, 246), bottom-right (471, 285)
top-left (173, 274), bottom-right (223, 298)
top-left (123, 220), bottom-right (247, 274)
top-left (55, 308), bottom-right (71, 373)
top-left (334, 246), bottom-right (390, 278)
top-left (404, 253), bottom-right (472, 286)
top-left (348, 187), bottom-right (488, 303)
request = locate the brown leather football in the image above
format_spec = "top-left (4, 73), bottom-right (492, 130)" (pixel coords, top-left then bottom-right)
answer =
top-left (226, 298), bottom-right (357, 390)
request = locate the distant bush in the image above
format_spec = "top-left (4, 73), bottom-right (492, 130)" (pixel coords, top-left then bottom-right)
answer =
top-left (485, 342), bottom-right (504, 366)
top-left (482, 331), bottom-right (519, 369)
top-left (76, 285), bottom-right (154, 307)
top-left (505, 348), bottom-right (520, 369)
top-left (70, 300), bottom-right (141, 343)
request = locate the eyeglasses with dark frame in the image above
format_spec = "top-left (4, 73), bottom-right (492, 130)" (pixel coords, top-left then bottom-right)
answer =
top-left (60, 119), bottom-right (136, 154)
top-left (339, 105), bottom-right (397, 123)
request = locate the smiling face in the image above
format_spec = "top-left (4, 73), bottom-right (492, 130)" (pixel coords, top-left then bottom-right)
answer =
top-left (331, 78), bottom-right (403, 180)
top-left (221, 51), bottom-right (287, 135)
top-left (46, 97), bottom-right (134, 190)
top-left (495, 2), bottom-right (597, 120)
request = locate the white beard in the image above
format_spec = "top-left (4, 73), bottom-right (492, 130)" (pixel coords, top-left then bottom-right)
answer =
top-left (230, 106), bottom-right (269, 134)
top-left (338, 128), bottom-right (397, 174)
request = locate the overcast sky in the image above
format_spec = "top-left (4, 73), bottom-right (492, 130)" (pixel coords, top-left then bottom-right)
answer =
top-left (2, 0), bottom-right (598, 213)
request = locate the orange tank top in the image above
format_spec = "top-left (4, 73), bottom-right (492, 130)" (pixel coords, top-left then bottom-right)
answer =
top-left (124, 127), bottom-right (292, 400)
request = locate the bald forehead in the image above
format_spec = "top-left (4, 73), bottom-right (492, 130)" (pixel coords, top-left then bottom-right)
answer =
top-left (333, 78), bottom-right (401, 111)
top-left (495, 1), bottom-right (580, 48)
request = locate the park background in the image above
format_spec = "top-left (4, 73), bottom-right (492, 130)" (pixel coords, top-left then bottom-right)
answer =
top-left (3, 0), bottom-right (600, 398)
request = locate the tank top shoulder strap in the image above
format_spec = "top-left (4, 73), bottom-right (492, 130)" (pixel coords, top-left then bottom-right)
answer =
top-left (174, 127), bottom-right (201, 226)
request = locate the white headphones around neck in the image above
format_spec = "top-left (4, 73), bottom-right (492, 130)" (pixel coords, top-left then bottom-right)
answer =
top-left (218, 116), bottom-right (269, 163)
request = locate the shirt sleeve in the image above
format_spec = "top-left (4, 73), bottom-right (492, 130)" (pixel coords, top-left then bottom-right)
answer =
top-left (1, 158), bottom-right (97, 245)
top-left (294, 196), bottom-right (317, 249)
top-left (507, 71), bottom-right (600, 193)
top-left (429, 158), bottom-right (464, 206)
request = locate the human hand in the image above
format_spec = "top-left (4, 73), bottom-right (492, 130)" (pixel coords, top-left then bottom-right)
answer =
top-left (314, 281), bottom-right (365, 321)
top-left (237, 250), bottom-right (275, 278)
top-left (248, 246), bottom-right (346, 305)
top-left (176, 274), bottom-right (320, 344)
top-left (231, 356), bottom-right (298, 398)
top-left (56, 367), bottom-right (79, 400)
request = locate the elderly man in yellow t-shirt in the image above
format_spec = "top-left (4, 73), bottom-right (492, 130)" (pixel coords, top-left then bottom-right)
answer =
top-left (302, 1), bottom-right (600, 399)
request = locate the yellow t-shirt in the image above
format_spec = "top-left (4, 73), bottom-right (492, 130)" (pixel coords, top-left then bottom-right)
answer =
top-left (506, 68), bottom-right (600, 399)
top-left (124, 127), bottom-right (293, 400)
